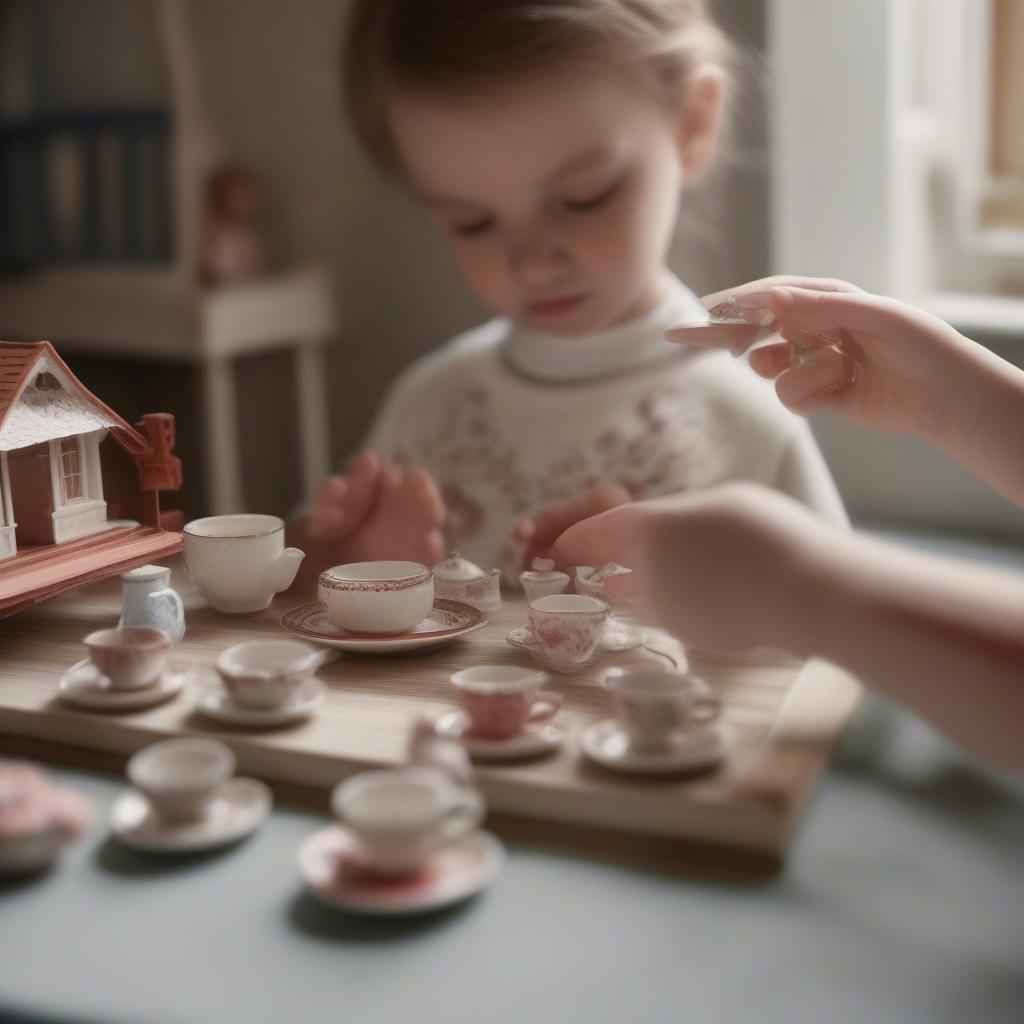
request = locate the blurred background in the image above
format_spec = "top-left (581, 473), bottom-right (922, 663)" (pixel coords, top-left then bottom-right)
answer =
top-left (0, 0), bottom-right (1021, 540)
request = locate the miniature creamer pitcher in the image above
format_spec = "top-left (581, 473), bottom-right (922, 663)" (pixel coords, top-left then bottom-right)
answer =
top-left (119, 564), bottom-right (185, 643)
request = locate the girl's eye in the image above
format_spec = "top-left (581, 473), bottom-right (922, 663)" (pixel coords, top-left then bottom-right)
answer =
top-left (563, 181), bottom-right (619, 213)
top-left (452, 217), bottom-right (494, 237)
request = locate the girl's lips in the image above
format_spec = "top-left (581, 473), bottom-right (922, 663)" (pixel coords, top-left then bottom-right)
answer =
top-left (525, 294), bottom-right (587, 318)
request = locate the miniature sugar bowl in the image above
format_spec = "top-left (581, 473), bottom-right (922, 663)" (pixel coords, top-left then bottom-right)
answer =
top-left (119, 564), bottom-right (185, 643)
top-left (433, 552), bottom-right (502, 616)
top-left (0, 763), bottom-right (94, 875)
top-left (520, 558), bottom-right (570, 603)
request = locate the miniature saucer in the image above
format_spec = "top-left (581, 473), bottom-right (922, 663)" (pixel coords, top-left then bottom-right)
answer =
top-left (110, 778), bottom-right (272, 853)
top-left (195, 677), bottom-right (324, 727)
top-left (580, 719), bottom-right (727, 775)
top-left (505, 626), bottom-right (598, 674)
top-left (281, 600), bottom-right (486, 654)
top-left (58, 658), bottom-right (192, 712)
top-left (299, 826), bottom-right (504, 916)
top-left (600, 618), bottom-right (645, 652)
top-left (434, 710), bottom-right (563, 762)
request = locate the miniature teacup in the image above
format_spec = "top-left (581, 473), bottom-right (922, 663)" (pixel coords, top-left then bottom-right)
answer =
top-left (451, 665), bottom-right (561, 740)
top-left (127, 738), bottom-right (235, 824)
top-left (606, 670), bottom-right (721, 752)
top-left (319, 561), bottom-right (434, 634)
top-left (520, 558), bottom-right (570, 604)
top-left (526, 594), bottom-right (610, 667)
top-left (83, 625), bottom-right (170, 690)
top-left (216, 639), bottom-right (323, 710)
top-left (183, 514), bottom-right (305, 615)
top-left (332, 767), bottom-right (484, 877)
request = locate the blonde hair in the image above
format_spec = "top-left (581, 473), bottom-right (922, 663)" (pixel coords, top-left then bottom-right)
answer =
top-left (342, 0), bottom-right (736, 175)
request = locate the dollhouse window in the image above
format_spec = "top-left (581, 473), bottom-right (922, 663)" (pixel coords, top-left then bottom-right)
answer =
top-left (33, 372), bottom-right (60, 391)
top-left (59, 438), bottom-right (83, 502)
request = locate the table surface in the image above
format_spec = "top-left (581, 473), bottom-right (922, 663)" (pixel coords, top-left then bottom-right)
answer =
top-left (1, 536), bottom-right (1023, 1024)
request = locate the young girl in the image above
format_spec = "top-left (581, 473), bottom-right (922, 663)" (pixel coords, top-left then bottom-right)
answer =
top-left (300, 0), bottom-right (847, 579)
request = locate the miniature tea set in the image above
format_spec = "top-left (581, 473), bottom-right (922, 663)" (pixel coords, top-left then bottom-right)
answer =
top-left (33, 511), bottom-right (729, 913)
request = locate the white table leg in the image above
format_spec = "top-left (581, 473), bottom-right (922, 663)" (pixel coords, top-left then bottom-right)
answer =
top-left (294, 342), bottom-right (331, 501)
top-left (201, 356), bottom-right (245, 514)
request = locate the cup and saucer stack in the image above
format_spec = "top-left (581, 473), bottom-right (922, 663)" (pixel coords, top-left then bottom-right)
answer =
top-left (300, 767), bottom-right (504, 915)
top-left (111, 738), bottom-right (271, 854)
top-left (58, 626), bottom-right (192, 712)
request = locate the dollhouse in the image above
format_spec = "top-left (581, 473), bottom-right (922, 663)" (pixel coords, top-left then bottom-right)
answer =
top-left (0, 339), bottom-right (182, 615)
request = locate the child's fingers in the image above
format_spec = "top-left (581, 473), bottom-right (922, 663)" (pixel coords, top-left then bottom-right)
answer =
top-left (415, 529), bottom-right (445, 568)
top-left (346, 449), bottom-right (380, 479)
top-left (774, 346), bottom-right (858, 415)
top-left (405, 468), bottom-right (446, 529)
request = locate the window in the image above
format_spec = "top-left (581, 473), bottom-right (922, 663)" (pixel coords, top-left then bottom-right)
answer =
top-left (33, 372), bottom-right (60, 391)
top-left (59, 437), bottom-right (82, 502)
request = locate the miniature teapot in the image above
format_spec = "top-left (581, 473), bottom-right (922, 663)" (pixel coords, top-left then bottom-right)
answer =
top-left (432, 552), bottom-right (501, 616)
top-left (520, 557), bottom-right (570, 604)
top-left (119, 564), bottom-right (186, 643)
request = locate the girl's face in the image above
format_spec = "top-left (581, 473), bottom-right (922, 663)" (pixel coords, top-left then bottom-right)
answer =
top-left (388, 65), bottom-right (709, 336)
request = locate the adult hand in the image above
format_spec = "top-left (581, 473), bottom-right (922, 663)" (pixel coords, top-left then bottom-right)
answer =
top-left (550, 483), bottom-right (831, 652)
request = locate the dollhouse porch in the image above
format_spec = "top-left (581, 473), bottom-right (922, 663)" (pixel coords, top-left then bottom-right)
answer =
top-left (0, 521), bottom-right (179, 616)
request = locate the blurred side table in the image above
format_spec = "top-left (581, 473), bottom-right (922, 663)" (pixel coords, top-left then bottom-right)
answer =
top-left (0, 265), bottom-right (335, 516)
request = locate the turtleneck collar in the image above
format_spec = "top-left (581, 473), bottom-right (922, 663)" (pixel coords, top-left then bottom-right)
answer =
top-left (500, 273), bottom-right (708, 383)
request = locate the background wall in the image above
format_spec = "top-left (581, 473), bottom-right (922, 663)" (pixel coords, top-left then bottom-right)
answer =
top-left (188, 0), bottom-right (770, 482)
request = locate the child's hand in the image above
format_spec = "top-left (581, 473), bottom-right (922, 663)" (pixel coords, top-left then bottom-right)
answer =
top-left (550, 483), bottom-right (827, 651)
top-left (308, 450), bottom-right (383, 542)
top-left (668, 277), bottom-right (971, 442)
top-left (342, 463), bottom-right (446, 568)
top-left (513, 482), bottom-right (632, 570)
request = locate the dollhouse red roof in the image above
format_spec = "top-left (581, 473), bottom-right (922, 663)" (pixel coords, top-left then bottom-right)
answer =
top-left (0, 341), bottom-right (149, 454)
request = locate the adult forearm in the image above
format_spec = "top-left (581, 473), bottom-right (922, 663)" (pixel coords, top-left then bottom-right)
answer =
top-left (792, 534), bottom-right (1024, 771)
top-left (930, 342), bottom-right (1024, 508)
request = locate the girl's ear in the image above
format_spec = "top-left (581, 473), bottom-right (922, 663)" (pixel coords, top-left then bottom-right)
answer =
top-left (676, 66), bottom-right (725, 185)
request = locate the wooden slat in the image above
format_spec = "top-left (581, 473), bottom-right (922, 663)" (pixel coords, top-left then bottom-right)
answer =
top-left (0, 562), bottom-right (861, 864)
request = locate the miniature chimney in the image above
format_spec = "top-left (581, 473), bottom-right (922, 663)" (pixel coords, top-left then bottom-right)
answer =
top-left (134, 413), bottom-right (183, 492)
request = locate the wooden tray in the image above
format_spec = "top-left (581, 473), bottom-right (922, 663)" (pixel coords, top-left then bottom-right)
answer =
top-left (0, 563), bottom-right (861, 871)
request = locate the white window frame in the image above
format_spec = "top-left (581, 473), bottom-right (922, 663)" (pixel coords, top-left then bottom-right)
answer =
top-left (769, 0), bottom-right (1024, 537)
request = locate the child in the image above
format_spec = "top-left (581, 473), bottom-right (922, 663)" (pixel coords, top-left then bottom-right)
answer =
top-left (301, 0), bottom-right (847, 580)
top-left (552, 281), bottom-right (1024, 771)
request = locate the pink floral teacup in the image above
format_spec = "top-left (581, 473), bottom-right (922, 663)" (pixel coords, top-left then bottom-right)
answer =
top-left (451, 665), bottom-right (561, 739)
top-left (526, 594), bottom-right (610, 668)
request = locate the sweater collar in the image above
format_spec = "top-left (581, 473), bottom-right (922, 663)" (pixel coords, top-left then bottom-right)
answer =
top-left (500, 273), bottom-right (708, 383)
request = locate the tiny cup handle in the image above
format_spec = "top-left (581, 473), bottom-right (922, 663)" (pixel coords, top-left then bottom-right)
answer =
top-left (438, 788), bottom-right (485, 845)
top-left (527, 691), bottom-right (563, 724)
top-left (689, 694), bottom-right (721, 725)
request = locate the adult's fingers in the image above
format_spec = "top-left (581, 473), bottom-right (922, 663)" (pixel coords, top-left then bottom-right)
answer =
top-left (768, 286), bottom-right (934, 341)
top-left (748, 341), bottom-right (792, 379)
top-left (774, 346), bottom-right (857, 415)
top-left (664, 321), bottom-right (772, 354)
top-left (700, 275), bottom-right (860, 312)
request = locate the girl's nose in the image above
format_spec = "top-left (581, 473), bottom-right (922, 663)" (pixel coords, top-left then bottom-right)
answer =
top-left (510, 235), bottom-right (572, 289)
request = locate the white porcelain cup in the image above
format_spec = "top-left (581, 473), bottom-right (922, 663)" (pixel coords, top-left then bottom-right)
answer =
top-left (318, 561), bottom-right (434, 634)
top-left (127, 738), bottom-right (235, 824)
top-left (527, 594), bottom-right (610, 667)
top-left (216, 639), bottom-right (322, 710)
top-left (83, 625), bottom-right (170, 690)
top-left (606, 670), bottom-right (721, 752)
top-left (331, 767), bottom-right (483, 877)
top-left (183, 514), bottom-right (304, 615)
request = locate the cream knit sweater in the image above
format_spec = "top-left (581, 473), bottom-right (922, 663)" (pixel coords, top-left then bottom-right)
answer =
top-left (367, 276), bottom-right (847, 579)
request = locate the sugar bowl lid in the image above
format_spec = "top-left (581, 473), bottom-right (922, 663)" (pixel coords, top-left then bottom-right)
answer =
top-left (433, 551), bottom-right (486, 583)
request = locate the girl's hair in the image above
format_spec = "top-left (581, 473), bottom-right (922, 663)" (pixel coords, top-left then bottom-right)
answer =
top-left (342, 0), bottom-right (736, 175)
